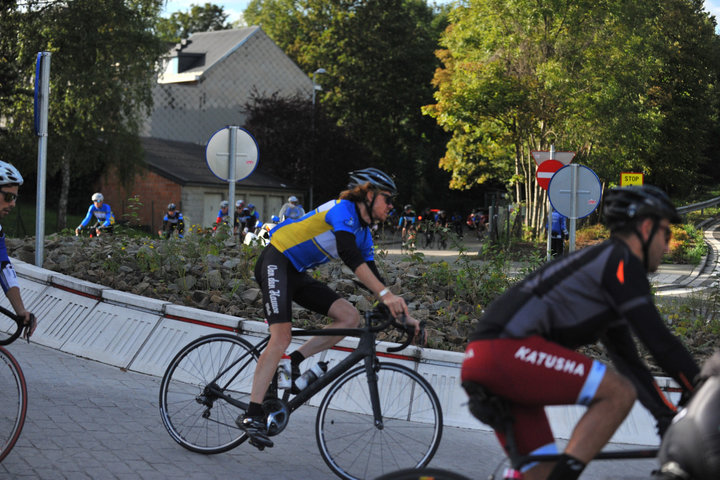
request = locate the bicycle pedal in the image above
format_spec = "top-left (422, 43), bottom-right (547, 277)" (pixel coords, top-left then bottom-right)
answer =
top-left (249, 437), bottom-right (273, 450)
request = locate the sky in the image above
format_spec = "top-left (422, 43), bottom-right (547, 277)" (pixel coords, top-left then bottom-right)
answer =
top-left (161, 0), bottom-right (720, 30)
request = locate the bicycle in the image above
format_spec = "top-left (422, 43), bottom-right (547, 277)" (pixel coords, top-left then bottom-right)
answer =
top-left (376, 379), bottom-right (693, 480)
top-left (0, 306), bottom-right (35, 463)
top-left (158, 304), bottom-right (444, 480)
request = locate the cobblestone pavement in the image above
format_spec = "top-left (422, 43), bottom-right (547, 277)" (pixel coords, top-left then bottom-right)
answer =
top-left (1, 341), bottom-right (658, 480)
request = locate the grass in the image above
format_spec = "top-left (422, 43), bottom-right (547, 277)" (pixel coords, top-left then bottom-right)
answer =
top-left (2, 200), bottom-right (85, 238)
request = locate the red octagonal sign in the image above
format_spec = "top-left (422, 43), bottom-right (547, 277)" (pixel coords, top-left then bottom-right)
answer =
top-left (536, 160), bottom-right (564, 190)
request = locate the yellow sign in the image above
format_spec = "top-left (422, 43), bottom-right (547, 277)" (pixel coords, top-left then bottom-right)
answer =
top-left (620, 172), bottom-right (644, 186)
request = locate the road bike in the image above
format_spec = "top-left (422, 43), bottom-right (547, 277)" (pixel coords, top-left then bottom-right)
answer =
top-left (376, 374), bottom-right (720, 480)
top-left (0, 306), bottom-right (34, 463)
top-left (159, 304), bottom-right (444, 480)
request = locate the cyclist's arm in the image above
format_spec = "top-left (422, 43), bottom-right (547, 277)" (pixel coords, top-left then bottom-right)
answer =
top-left (0, 233), bottom-right (29, 323)
top-left (602, 325), bottom-right (678, 434)
top-left (78, 205), bottom-right (94, 228)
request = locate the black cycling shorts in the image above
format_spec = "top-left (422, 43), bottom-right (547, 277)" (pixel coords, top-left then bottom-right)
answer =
top-left (254, 244), bottom-right (342, 325)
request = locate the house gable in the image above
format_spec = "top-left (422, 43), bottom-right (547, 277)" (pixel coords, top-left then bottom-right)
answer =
top-left (142, 27), bottom-right (313, 146)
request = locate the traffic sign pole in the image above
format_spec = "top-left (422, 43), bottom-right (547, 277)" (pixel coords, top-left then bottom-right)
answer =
top-left (569, 164), bottom-right (578, 252)
top-left (228, 126), bottom-right (237, 211)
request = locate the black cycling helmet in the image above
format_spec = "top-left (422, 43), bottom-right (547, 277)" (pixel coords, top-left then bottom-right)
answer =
top-left (604, 185), bottom-right (681, 272)
top-left (603, 185), bottom-right (681, 231)
top-left (167, 203), bottom-right (176, 211)
top-left (348, 168), bottom-right (398, 195)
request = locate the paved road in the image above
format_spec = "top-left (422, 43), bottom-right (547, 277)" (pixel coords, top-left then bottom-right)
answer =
top-left (1, 341), bottom-right (658, 480)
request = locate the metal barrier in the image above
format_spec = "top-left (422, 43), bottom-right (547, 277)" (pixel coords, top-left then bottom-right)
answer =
top-left (677, 196), bottom-right (720, 215)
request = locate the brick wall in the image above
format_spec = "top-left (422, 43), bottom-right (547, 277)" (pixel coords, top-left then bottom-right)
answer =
top-left (97, 166), bottom-right (181, 233)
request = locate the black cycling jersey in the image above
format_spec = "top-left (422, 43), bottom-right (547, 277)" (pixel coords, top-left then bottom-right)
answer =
top-left (471, 237), bottom-right (699, 422)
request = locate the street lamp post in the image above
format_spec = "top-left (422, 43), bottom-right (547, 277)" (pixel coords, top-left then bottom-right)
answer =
top-left (310, 68), bottom-right (326, 208)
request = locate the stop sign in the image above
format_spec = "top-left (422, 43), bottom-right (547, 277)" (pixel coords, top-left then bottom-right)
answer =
top-left (536, 160), bottom-right (564, 190)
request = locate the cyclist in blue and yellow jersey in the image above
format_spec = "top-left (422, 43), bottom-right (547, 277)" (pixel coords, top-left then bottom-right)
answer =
top-left (461, 185), bottom-right (699, 480)
top-left (212, 200), bottom-right (231, 233)
top-left (237, 167), bottom-right (422, 449)
top-left (75, 192), bottom-right (115, 237)
top-left (0, 161), bottom-right (36, 339)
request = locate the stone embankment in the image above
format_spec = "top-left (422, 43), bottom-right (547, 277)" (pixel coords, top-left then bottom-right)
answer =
top-left (7, 234), bottom-right (481, 351)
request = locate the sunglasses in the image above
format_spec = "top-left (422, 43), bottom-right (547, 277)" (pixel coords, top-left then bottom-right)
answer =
top-left (659, 225), bottom-right (672, 243)
top-left (379, 193), bottom-right (394, 205)
top-left (0, 191), bottom-right (18, 203)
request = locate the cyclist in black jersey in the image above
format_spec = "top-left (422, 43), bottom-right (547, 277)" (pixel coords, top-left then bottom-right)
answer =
top-left (461, 185), bottom-right (699, 480)
top-left (158, 203), bottom-right (184, 239)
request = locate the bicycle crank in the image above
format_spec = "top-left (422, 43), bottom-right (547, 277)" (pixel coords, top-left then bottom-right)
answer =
top-left (262, 398), bottom-right (289, 436)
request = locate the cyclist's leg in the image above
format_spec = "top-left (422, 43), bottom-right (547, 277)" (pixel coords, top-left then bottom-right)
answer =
top-left (292, 284), bottom-right (360, 359)
top-left (562, 368), bottom-right (636, 463)
top-left (462, 336), bottom-right (628, 479)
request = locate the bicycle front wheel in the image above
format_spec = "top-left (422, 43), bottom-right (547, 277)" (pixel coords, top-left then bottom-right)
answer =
top-left (0, 347), bottom-right (27, 463)
top-left (374, 467), bottom-right (472, 480)
top-left (159, 333), bottom-right (258, 454)
top-left (316, 362), bottom-right (443, 480)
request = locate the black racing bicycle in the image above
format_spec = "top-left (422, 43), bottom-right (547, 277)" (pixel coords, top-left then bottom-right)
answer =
top-left (0, 306), bottom-right (35, 463)
top-left (375, 376), bottom-right (720, 480)
top-left (159, 304), bottom-right (444, 480)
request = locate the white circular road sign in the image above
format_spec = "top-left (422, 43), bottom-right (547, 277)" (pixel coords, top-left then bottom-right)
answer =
top-left (205, 127), bottom-right (259, 182)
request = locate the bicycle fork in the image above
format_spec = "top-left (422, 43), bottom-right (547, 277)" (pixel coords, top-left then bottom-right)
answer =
top-left (364, 355), bottom-right (385, 430)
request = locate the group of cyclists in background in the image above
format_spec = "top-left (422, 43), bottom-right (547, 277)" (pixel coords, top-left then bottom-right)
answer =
top-left (73, 191), bottom-right (492, 251)
top-left (392, 203), bottom-right (489, 250)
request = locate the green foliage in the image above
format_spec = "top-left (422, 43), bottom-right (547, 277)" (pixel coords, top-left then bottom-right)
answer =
top-left (0, 0), bottom-right (166, 226)
top-left (156, 2), bottom-right (231, 43)
top-left (424, 0), bottom-right (720, 199)
top-left (244, 0), bottom-right (450, 208)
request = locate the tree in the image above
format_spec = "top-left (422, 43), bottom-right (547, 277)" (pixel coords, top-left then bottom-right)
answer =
top-left (423, 0), bottom-right (720, 235)
top-left (2, 0), bottom-right (166, 228)
top-left (156, 2), bottom-right (230, 43)
top-left (241, 92), bottom-right (369, 204)
top-left (244, 0), bottom-right (451, 208)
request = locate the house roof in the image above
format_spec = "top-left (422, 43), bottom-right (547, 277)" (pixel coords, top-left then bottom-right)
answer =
top-left (140, 136), bottom-right (298, 190)
top-left (158, 27), bottom-right (260, 84)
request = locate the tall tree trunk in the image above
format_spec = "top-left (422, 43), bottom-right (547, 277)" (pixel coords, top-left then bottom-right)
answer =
top-left (57, 155), bottom-right (70, 230)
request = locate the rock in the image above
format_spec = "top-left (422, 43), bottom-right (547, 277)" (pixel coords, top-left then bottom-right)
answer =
top-left (205, 269), bottom-right (223, 289)
top-left (241, 288), bottom-right (260, 303)
top-left (176, 275), bottom-right (196, 291)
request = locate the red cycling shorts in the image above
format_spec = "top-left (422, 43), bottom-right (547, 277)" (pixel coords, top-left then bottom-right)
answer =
top-left (461, 336), bottom-right (606, 456)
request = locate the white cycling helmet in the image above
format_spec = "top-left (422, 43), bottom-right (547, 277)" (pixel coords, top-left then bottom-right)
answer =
top-left (0, 161), bottom-right (23, 186)
top-left (220, 200), bottom-right (229, 208)
top-left (288, 195), bottom-right (298, 203)
top-left (92, 192), bottom-right (104, 202)
top-left (235, 199), bottom-right (245, 207)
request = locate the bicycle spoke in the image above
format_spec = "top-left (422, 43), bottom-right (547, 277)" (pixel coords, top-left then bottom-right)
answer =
top-left (316, 363), bottom-right (443, 480)
top-left (159, 334), bottom-right (257, 454)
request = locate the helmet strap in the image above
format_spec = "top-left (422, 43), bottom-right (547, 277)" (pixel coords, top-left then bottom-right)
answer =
top-left (632, 218), bottom-right (660, 272)
top-left (362, 192), bottom-right (380, 224)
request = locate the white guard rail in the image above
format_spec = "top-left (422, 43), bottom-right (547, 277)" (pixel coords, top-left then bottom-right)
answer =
top-left (0, 259), bottom-right (674, 446)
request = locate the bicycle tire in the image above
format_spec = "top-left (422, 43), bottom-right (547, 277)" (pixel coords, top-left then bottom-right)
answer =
top-left (0, 347), bottom-right (27, 463)
top-left (316, 362), bottom-right (443, 480)
top-left (373, 467), bottom-right (473, 480)
top-left (159, 333), bottom-right (258, 454)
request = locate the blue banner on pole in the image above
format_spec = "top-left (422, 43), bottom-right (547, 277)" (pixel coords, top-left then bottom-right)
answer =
top-left (34, 52), bottom-right (42, 135)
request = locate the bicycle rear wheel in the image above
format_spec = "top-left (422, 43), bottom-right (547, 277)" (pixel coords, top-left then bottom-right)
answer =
top-left (0, 347), bottom-right (27, 463)
top-left (159, 333), bottom-right (258, 454)
top-left (316, 362), bottom-right (443, 480)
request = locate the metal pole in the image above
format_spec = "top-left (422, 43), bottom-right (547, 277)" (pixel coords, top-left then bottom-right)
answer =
top-left (228, 126), bottom-right (237, 215)
top-left (569, 164), bottom-right (578, 253)
top-left (35, 52), bottom-right (51, 267)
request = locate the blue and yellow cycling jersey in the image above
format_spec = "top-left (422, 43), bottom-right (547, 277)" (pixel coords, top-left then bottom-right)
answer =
top-left (79, 203), bottom-right (115, 228)
top-left (269, 199), bottom-right (374, 272)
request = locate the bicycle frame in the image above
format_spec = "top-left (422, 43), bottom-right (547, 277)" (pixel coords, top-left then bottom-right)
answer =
top-left (201, 324), bottom-right (389, 425)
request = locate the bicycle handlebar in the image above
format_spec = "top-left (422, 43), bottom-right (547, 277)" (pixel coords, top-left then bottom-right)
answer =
top-left (0, 305), bottom-right (35, 346)
top-left (365, 304), bottom-right (424, 353)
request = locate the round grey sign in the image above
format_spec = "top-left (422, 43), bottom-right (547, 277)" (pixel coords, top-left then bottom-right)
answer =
top-left (205, 127), bottom-right (259, 182)
top-left (548, 164), bottom-right (602, 219)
